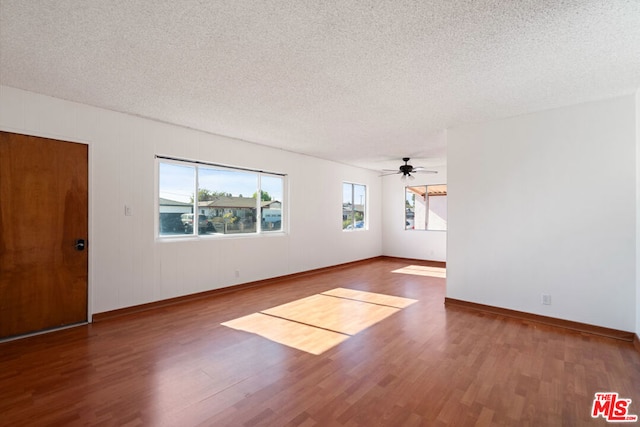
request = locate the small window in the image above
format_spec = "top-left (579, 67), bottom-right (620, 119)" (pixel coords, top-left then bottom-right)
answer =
top-left (343, 182), bottom-right (366, 230)
top-left (158, 157), bottom-right (285, 237)
top-left (405, 184), bottom-right (447, 231)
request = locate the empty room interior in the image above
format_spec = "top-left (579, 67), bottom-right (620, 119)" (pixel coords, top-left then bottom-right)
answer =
top-left (1, 1), bottom-right (639, 426)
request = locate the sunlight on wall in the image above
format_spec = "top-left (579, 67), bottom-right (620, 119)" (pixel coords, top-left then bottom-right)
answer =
top-left (391, 265), bottom-right (447, 278)
top-left (221, 288), bottom-right (417, 355)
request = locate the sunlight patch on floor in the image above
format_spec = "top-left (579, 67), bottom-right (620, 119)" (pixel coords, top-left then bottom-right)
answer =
top-left (322, 287), bottom-right (417, 308)
top-left (222, 312), bottom-right (350, 355)
top-left (221, 288), bottom-right (417, 355)
top-left (391, 265), bottom-right (446, 278)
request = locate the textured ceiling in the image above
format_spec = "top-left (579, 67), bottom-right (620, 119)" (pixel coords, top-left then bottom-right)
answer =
top-left (1, 1), bottom-right (640, 171)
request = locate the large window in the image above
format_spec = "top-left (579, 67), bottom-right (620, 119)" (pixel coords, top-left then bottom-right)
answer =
top-left (405, 184), bottom-right (447, 231)
top-left (158, 157), bottom-right (284, 237)
top-left (343, 182), bottom-right (366, 230)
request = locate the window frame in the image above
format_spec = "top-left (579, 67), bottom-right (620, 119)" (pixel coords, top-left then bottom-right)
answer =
top-left (342, 181), bottom-right (367, 231)
top-left (156, 156), bottom-right (286, 239)
top-left (405, 184), bottom-right (447, 231)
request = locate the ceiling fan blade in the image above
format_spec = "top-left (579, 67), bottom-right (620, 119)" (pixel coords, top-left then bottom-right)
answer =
top-left (414, 170), bottom-right (438, 174)
top-left (380, 171), bottom-right (401, 177)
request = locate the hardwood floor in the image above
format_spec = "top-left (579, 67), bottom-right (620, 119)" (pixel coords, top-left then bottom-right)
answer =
top-left (1, 258), bottom-right (638, 426)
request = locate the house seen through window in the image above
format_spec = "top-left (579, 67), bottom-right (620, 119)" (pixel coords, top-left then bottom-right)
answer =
top-left (158, 158), bottom-right (284, 237)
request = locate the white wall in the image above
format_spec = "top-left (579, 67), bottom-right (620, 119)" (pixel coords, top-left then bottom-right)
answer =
top-left (0, 85), bottom-right (382, 315)
top-left (448, 95), bottom-right (637, 332)
top-left (381, 166), bottom-right (447, 262)
top-left (636, 89), bottom-right (640, 337)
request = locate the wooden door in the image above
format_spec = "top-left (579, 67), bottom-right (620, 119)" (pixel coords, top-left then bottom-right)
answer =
top-left (0, 131), bottom-right (88, 339)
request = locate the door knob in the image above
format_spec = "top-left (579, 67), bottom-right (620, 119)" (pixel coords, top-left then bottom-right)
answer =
top-left (75, 239), bottom-right (86, 251)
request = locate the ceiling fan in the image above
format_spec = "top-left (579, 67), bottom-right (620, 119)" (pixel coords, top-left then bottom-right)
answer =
top-left (381, 157), bottom-right (438, 180)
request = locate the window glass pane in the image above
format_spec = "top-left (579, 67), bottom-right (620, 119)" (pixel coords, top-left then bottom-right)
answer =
top-left (406, 186), bottom-right (426, 230)
top-left (353, 184), bottom-right (366, 229)
top-left (198, 167), bottom-right (258, 234)
top-left (342, 182), bottom-right (366, 230)
top-left (427, 185), bottom-right (447, 231)
top-left (159, 162), bottom-right (195, 236)
top-left (260, 175), bottom-right (283, 231)
top-left (405, 187), bottom-right (416, 230)
top-left (405, 185), bottom-right (447, 231)
top-left (342, 183), bottom-right (354, 230)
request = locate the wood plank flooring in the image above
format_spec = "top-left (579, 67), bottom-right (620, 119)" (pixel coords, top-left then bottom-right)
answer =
top-left (1, 258), bottom-right (639, 426)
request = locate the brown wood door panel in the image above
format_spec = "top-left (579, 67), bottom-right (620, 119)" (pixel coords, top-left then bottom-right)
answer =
top-left (0, 131), bottom-right (88, 338)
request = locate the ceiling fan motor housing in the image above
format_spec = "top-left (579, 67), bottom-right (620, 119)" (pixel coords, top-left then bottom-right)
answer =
top-left (399, 165), bottom-right (411, 174)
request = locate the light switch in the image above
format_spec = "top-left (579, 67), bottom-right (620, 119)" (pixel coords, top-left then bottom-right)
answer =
top-left (124, 205), bottom-right (133, 216)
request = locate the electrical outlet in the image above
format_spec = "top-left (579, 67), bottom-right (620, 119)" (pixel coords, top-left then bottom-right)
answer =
top-left (235, 270), bottom-right (240, 278)
top-left (542, 294), bottom-right (552, 305)
top-left (124, 205), bottom-right (132, 216)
